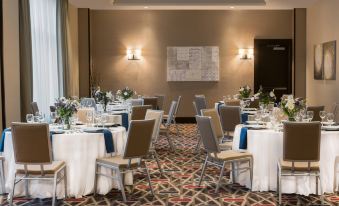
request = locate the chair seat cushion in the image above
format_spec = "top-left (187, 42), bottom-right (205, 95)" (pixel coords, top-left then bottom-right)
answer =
top-left (16, 161), bottom-right (65, 175)
top-left (279, 160), bottom-right (320, 171)
top-left (97, 156), bottom-right (141, 169)
top-left (159, 125), bottom-right (168, 132)
top-left (210, 150), bottom-right (252, 161)
top-left (219, 141), bottom-right (233, 149)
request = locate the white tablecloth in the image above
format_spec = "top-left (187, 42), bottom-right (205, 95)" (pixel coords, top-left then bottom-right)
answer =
top-left (3, 127), bottom-right (130, 198)
top-left (233, 125), bottom-right (339, 195)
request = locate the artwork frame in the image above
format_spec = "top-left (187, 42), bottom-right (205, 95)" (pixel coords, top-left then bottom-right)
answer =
top-left (314, 40), bottom-right (336, 80)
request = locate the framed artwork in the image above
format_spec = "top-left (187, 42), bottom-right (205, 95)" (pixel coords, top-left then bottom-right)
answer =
top-left (314, 40), bottom-right (336, 80)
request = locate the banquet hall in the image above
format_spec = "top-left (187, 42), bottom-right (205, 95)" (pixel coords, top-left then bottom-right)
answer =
top-left (1, 0), bottom-right (339, 205)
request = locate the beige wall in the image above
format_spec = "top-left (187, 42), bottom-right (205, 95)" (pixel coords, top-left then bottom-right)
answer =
top-left (3, 0), bottom-right (21, 126)
top-left (68, 3), bottom-right (79, 96)
top-left (306, 0), bottom-right (339, 112)
top-left (88, 10), bottom-right (293, 116)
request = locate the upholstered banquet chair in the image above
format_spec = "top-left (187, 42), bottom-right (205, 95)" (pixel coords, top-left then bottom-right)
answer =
top-left (219, 105), bottom-right (242, 138)
top-left (131, 105), bottom-right (152, 120)
top-left (159, 101), bottom-right (177, 151)
top-left (80, 98), bottom-right (97, 110)
top-left (307, 106), bottom-right (325, 121)
top-left (145, 109), bottom-right (164, 175)
top-left (224, 99), bottom-right (240, 106)
top-left (0, 156), bottom-right (5, 194)
top-left (277, 122), bottom-right (322, 205)
top-left (195, 116), bottom-right (253, 193)
top-left (30, 102), bottom-right (39, 115)
top-left (163, 96), bottom-right (182, 136)
top-left (194, 95), bottom-right (207, 115)
top-left (93, 119), bottom-right (156, 202)
top-left (334, 156), bottom-right (339, 192)
top-left (155, 95), bottom-right (165, 110)
top-left (143, 97), bottom-right (158, 110)
top-left (9, 123), bottom-right (67, 206)
top-left (201, 109), bottom-right (233, 150)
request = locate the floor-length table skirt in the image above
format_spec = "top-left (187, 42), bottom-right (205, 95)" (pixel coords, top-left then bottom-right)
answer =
top-left (232, 125), bottom-right (339, 195)
top-left (3, 127), bottom-right (131, 198)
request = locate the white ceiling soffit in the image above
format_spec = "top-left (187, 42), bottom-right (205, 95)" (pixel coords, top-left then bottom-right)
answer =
top-left (111, 0), bottom-right (266, 6)
top-left (69, 0), bottom-right (318, 10)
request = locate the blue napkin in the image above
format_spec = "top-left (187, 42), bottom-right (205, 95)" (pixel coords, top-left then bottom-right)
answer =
top-left (0, 128), bottom-right (11, 152)
top-left (116, 113), bottom-right (129, 130)
top-left (241, 113), bottom-right (249, 124)
top-left (239, 127), bottom-right (248, 149)
top-left (102, 129), bottom-right (114, 153)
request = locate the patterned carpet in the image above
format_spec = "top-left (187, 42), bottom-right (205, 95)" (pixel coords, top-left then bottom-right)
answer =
top-left (1, 124), bottom-right (339, 206)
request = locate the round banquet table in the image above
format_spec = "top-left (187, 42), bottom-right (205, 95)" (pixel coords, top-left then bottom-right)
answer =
top-left (232, 125), bottom-right (339, 195)
top-left (2, 126), bottom-right (131, 198)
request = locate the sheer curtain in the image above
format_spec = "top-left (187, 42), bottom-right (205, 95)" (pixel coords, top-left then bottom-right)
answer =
top-left (30, 0), bottom-right (62, 116)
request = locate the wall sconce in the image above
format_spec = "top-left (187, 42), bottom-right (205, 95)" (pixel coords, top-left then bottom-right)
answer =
top-left (239, 48), bottom-right (254, 60)
top-left (127, 49), bottom-right (141, 60)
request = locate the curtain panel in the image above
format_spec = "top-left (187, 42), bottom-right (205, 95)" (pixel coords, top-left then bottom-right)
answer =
top-left (19, 0), bottom-right (33, 121)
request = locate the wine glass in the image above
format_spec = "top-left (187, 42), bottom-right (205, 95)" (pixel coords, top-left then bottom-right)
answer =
top-left (101, 115), bottom-right (107, 127)
top-left (307, 111), bottom-right (314, 122)
top-left (86, 111), bottom-right (93, 126)
top-left (327, 113), bottom-right (335, 126)
top-left (94, 113), bottom-right (101, 127)
top-left (245, 100), bottom-right (251, 108)
top-left (50, 112), bottom-right (57, 125)
top-left (255, 111), bottom-right (262, 125)
top-left (319, 111), bottom-right (326, 125)
top-left (26, 114), bottom-right (34, 123)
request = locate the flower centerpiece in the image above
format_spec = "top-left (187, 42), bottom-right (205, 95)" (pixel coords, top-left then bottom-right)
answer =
top-left (116, 87), bottom-right (136, 101)
top-left (254, 86), bottom-right (276, 105)
top-left (55, 97), bottom-right (80, 129)
top-left (94, 89), bottom-right (113, 112)
top-left (280, 95), bottom-right (306, 121)
top-left (238, 85), bottom-right (252, 99)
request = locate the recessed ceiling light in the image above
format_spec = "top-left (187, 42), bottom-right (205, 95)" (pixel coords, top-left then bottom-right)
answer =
top-left (144, 6), bottom-right (149, 9)
top-left (230, 6), bottom-right (235, 9)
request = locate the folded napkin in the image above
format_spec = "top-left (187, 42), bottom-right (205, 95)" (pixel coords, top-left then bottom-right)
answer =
top-left (241, 113), bottom-right (249, 124)
top-left (0, 128), bottom-right (11, 152)
top-left (84, 128), bottom-right (115, 153)
top-left (115, 113), bottom-right (129, 130)
top-left (239, 127), bottom-right (248, 149)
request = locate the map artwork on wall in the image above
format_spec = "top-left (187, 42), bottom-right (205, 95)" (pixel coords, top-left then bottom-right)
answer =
top-left (167, 46), bottom-right (219, 81)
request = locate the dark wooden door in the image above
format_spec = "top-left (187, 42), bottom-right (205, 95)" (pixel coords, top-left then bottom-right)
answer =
top-left (254, 39), bottom-right (292, 101)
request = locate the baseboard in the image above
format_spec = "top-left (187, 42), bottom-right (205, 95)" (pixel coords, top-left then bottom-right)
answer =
top-left (175, 117), bottom-right (196, 124)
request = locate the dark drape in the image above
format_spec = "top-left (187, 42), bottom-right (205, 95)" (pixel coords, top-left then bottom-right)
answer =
top-left (19, 0), bottom-right (33, 121)
top-left (56, 0), bottom-right (70, 97)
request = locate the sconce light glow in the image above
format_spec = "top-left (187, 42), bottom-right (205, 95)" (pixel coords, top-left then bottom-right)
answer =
top-left (239, 48), bottom-right (253, 60)
top-left (127, 48), bottom-right (141, 60)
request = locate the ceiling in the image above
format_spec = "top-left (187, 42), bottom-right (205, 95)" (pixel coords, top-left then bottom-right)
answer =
top-left (69, 0), bottom-right (319, 10)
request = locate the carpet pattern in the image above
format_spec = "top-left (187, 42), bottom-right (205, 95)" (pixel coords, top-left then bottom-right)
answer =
top-left (1, 124), bottom-right (339, 206)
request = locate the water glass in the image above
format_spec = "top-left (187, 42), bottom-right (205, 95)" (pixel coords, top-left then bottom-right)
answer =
top-left (26, 114), bottom-right (34, 123)
top-left (320, 111), bottom-right (326, 124)
top-left (307, 111), bottom-right (314, 122)
top-left (255, 111), bottom-right (262, 125)
top-left (50, 112), bottom-right (57, 124)
top-left (327, 113), bottom-right (335, 125)
top-left (86, 111), bottom-right (93, 126)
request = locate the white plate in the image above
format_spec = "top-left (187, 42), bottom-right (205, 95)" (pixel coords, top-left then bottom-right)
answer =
top-left (322, 125), bottom-right (339, 131)
top-left (322, 122), bottom-right (337, 126)
top-left (82, 127), bottom-right (104, 133)
top-left (243, 108), bottom-right (257, 111)
top-left (246, 121), bottom-right (264, 125)
top-left (245, 124), bottom-right (266, 130)
top-left (50, 129), bottom-right (65, 134)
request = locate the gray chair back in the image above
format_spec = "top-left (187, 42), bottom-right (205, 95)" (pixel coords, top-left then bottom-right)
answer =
top-left (219, 105), bottom-right (241, 132)
top-left (143, 97), bottom-right (158, 110)
top-left (283, 122), bottom-right (321, 162)
top-left (165, 101), bottom-right (177, 127)
top-left (195, 115), bottom-right (220, 154)
top-left (194, 95), bottom-right (207, 116)
top-left (131, 105), bottom-right (152, 120)
top-left (31, 102), bottom-right (39, 115)
top-left (155, 95), bottom-right (165, 110)
top-left (11, 123), bottom-right (52, 165)
top-left (145, 109), bottom-right (163, 142)
top-left (201, 109), bottom-right (224, 139)
top-left (81, 98), bottom-right (97, 110)
top-left (307, 106), bottom-right (325, 121)
top-left (174, 96), bottom-right (182, 116)
top-left (123, 119), bottom-right (155, 159)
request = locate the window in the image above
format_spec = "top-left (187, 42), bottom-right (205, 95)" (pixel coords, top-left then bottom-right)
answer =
top-left (30, 0), bottom-right (62, 115)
